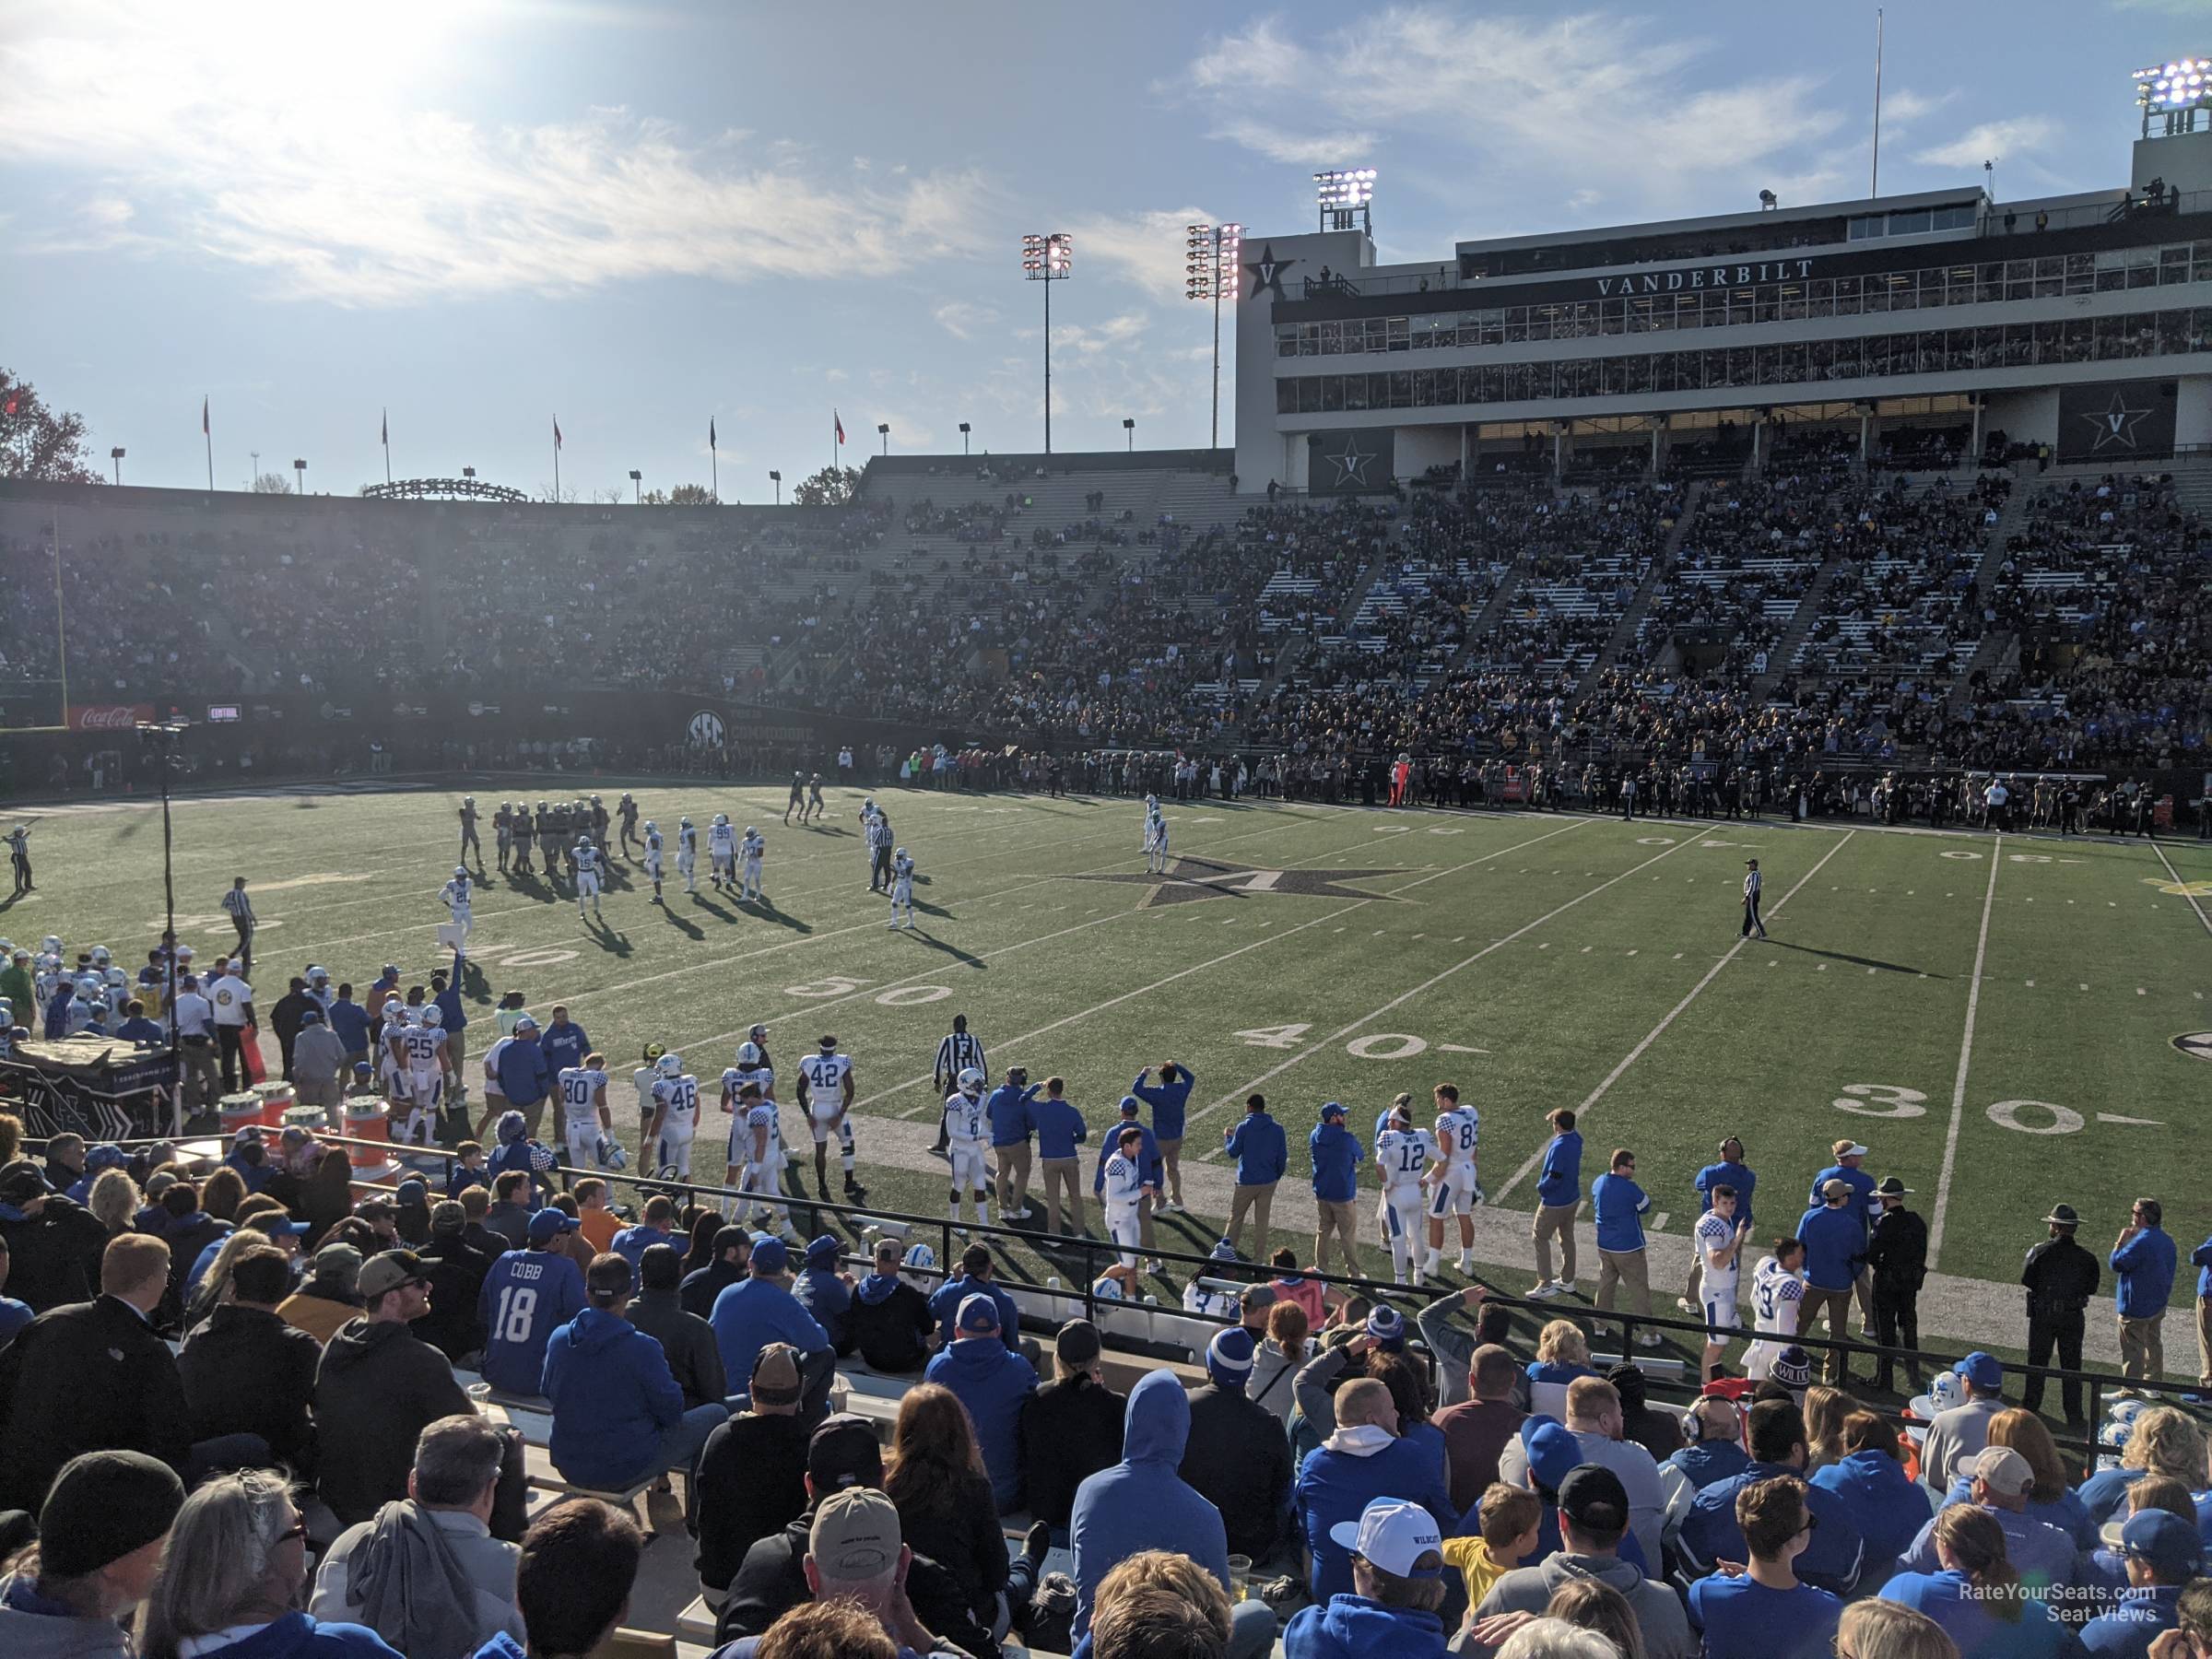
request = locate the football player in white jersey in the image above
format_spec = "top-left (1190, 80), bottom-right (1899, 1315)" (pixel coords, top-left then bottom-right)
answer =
top-left (396, 1006), bottom-right (451, 1145)
top-left (798, 1035), bottom-right (861, 1199)
top-left (573, 839), bottom-right (603, 921)
top-left (1693, 1184), bottom-right (1751, 1381)
top-left (1373, 1098), bottom-right (1440, 1286)
top-left (887, 847), bottom-right (916, 929)
top-left (641, 820), bottom-right (665, 903)
top-left (645, 1051), bottom-right (700, 1178)
top-left (1426, 1082), bottom-right (1483, 1277)
top-left (941, 1066), bottom-right (991, 1230)
top-left (558, 1052), bottom-right (615, 1172)
top-left (707, 814), bottom-right (736, 891)
top-left (1143, 805), bottom-right (1169, 875)
top-left (1742, 1237), bottom-right (1807, 1382)
top-left (739, 826), bottom-right (766, 903)
top-left (439, 867), bottom-right (474, 959)
top-left (1099, 1124), bottom-right (1155, 1270)
top-left (377, 1000), bottom-right (416, 1100)
top-left (676, 818), bottom-right (699, 894)
top-left (631, 1042), bottom-right (666, 1141)
top-left (719, 1039), bottom-right (774, 1179)
top-left (727, 1078), bottom-right (792, 1232)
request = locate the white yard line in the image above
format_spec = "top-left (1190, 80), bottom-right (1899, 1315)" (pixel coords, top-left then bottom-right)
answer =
top-left (1928, 832), bottom-right (2003, 1268)
top-left (1493, 829), bottom-right (1857, 1205)
top-left (1183, 830), bottom-right (1699, 1135)
top-left (2149, 839), bottom-right (2212, 938)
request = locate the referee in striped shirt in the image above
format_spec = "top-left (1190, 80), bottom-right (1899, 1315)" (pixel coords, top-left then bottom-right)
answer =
top-left (931, 1015), bottom-right (986, 1156)
top-left (221, 877), bottom-right (257, 977)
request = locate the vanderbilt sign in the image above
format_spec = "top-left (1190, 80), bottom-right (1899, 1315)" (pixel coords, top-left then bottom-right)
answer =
top-left (1594, 258), bottom-right (1817, 298)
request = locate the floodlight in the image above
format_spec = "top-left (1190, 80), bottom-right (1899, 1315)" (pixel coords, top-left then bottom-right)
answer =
top-left (1020, 233), bottom-right (1073, 453)
top-left (1759, 188), bottom-right (1779, 209)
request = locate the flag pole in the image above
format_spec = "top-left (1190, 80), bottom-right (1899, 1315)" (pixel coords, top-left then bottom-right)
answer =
top-left (553, 417), bottom-right (561, 501)
top-left (711, 420), bottom-right (719, 503)
top-left (382, 408), bottom-right (392, 485)
top-left (203, 396), bottom-right (213, 490)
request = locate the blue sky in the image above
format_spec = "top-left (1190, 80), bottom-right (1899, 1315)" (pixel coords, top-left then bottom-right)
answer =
top-left (2, 0), bottom-right (2197, 497)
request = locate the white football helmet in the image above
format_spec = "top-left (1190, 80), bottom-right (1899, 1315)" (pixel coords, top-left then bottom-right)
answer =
top-left (744, 826), bottom-right (757, 838)
top-left (453, 865), bottom-right (468, 880)
top-left (39, 935), bottom-right (61, 957)
top-left (103, 968), bottom-right (128, 990)
top-left (656, 1053), bottom-right (685, 1078)
top-left (176, 945), bottom-right (195, 961)
top-left (680, 817), bottom-right (693, 829)
top-left (642, 819), bottom-right (656, 835)
top-left (463, 794), bottom-right (475, 806)
top-left (0, 999), bottom-right (13, 1025)
top-left (902, 1241), bottom-right (936, 1271)
top-left (957, 1066), bottom-right (984, 1092)
top-left (1144, 794), bottom-right (1157, 809)
top-left (1921, 1372), bottom-right (1966, 1415)
top-left (736, 1041), bottom-right (763, 1067)
top-left (594, 1135), bottom-right (628, 1171)
top-left (421, 1006), bottom-right (444, 1028)
top-left (713, 813), bottom-right (729, 827)
top-left (1092, 1275), bottom-right (1125, 1302)
top-left (90, 946), bottom-right (112, 968)
top-left (864, 796), bottom-right (876, 812)
top-left (895, 846), bottom-right (908, 860)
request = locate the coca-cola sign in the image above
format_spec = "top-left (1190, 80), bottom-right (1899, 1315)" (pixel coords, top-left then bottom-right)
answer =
top-left (66, 703), bottom-right (155, 731)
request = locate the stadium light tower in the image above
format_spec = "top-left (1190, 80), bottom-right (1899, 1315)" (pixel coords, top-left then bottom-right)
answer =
top-left (1184, 221), bottom-right (1242, 450)
top-left (629, 467), bottom-right (641, 502)
top-left (769, 468), bottom-right (782, 504)
top-left (1021, 232), bottom-right (1073, 453)
top-left (877, 421), bottom-right (889, 456)
top-left (292, 457), bottom-right (305, 495)
top-left (959, 421), bottom-right (971, 455)
top-left (2136, 55), bottom-right (2212, 136)
top-left (1314, 169), bottom-right (1376, 234)
top-left (111, 446), bottom-right (124, 485)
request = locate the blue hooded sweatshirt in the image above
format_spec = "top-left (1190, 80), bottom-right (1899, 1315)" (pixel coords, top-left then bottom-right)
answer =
top-left (1071, 1371), bottom-right (1230, 1640)
top-left (165, 1612), bottom-right (398, 1659)
top-left (1940, 1472), bottom-right (2096, 1550)
top-left (1225, 1109), bottom-right (1288, 1187)
top-left (1283, 1594), bottom-right (1449, 1659)
top-left (1130, 1065), bottom-right (1194, 1141)
top-left (986, 1081), bottom-right (1039, 1148)
top-left (1309, 1120), bottom-right (1362, 1204)
top-left (926, 1273), bottom-right (1020, 1351)
top-left (1810, 1450), bottom-right (1934, 1571)
top-left (1685, 1460), bottom-right (1865, 1595)
top-left (1296, 1425), bottom-right (1457, 1602)
top-left (540, 1303), bottom-right (684, 1489)
top-left (1030, 1094), bottom-right (1088, 1161)
top-left (1667, 1436), bottom-right (1752, 1492)
top-left (710, 1276), bottom-right (830, 1393)
top-left (924, 1334), bottom-right (1038, 1510)
top-left (476, 1247), bottom-right (586, 1397)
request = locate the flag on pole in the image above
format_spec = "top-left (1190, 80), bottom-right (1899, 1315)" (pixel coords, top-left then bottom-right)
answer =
top-left (553, 417), bottom-right (563, 450)
top-left (710, 418), bottom-right (717, 451)
top-left (202, 395), bottom-right (210, 436)
top-left (381, 408), bottom-right (388, 445)
top-left (833, 409), bottom-right (845, 446)
top-left (2, 393), bottom-right (17, 418)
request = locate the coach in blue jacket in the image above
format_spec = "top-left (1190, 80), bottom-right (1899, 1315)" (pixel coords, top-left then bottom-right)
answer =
top-left (1531, 1107), bottom-right (1583, 1298)
top-left (1796, 1180), bottom-right (1869, 1386)
top-left (2112, 1198), bottom-right (2179, 1385)
top-left (1030, 1080), bottom-right (1088, 1238)
top-left (986, 1071), bottom-right (1040, 1223)
top-left (1310, 1102), bottom-right (1363, 1278)
top-left (541, 1253), bottom-right (725, 1492)
top-left (1223, 1092), bottom-right (1288, 1261)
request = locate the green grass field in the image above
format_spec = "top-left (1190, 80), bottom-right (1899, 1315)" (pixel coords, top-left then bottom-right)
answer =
top-left (13, 779), bottom-right (2212, 1332)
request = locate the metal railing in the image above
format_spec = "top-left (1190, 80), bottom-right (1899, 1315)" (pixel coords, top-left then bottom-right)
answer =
top-left (37, 1128), bottom-right (2178, 1458)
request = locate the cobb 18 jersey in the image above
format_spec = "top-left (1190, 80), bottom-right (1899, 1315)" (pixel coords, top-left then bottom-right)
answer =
top-left (1375, 1127), bottom-right (1438, 1190)
top-left (652, 1074), bottom-right (700, 1133)
top-left (1435, 1106), bottom-right (1480, 1167)
top-left (800, 1052), bottom-right (851, 1106)
top-left (942, 1088), bottom-right (986, 1147)
top-left (559, 1066), bottom-right (608, 1129)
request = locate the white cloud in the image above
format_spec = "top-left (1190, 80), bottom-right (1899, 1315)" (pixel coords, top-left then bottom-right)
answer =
top-left (1065, 206), bottom-right (1226, 303)
top-left (933, 300), bottom-right (1000, 341)
top-left (1911, 116), bottom-right (2059, 171)
top-left (0, 2), bottom-right (989, 304)
top-left (1177, 8), bottom-right (1847, 218)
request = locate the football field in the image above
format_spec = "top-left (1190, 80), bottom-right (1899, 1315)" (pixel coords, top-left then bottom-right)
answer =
top-left (15, 778), bottom-right (2212, 1349)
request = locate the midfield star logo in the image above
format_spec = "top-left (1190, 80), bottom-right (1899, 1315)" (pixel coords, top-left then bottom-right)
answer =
top-left (1074, 854), bottom-right (1406, 909)
top-left (1245, 242), bottom-right (1295, 301)
top-left (2082, 390), bottom-right (2153, 452)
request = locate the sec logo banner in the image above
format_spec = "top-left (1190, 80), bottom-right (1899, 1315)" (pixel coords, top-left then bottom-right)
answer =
top-left (687, 711), bottom-right (725, 747)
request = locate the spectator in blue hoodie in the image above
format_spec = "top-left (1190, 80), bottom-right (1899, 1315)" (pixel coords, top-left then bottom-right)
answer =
top-left (2112, 1197), bottom-right (2179, 1388)
top-left (1686, 1474), bottom-right (1842, 1659)
top-left (1682, 1397), bottom-right (1865, 1596)
top-left (1309, 1101), bottom-right (1363, 1278)
top-left (791, 1236), bottom-right (853, 1355)
top-left (1669, 1396), bottom-right (1753, 1493)
top-left (923, 1293), bottom-right (1036, 1512)
top-left (540, 1253), bottom-right (725, 1492)
top-left (1222, 1091), bottom-right (1288, 1261)
top-left (1794, 1179), bottom-right (1868, 1387)
top-left (984, 1069), bottom-right (1039, 1222)
top-left (1071, 1370), bottom-right (1275, 1657)
top-left (925, 1243), bottom-right (1020, 1354)
top-left (709, 1235), bottom-right (835, 1420)
top-left (66, 1144), bottom-right (130, 1206)
top-left (1296, 1376), bottom-right (1458, 1603)
top-left (1130, 1061), bottom-right (1195, 1213)
top-left (1284, 1497), bottom-right (1451, 1659)
top-left (476, 1210), bottom-right (587, 1398)
top-left (226, 1128), bottom-right (276, 1194)
top-left (1093, 1097), bottom-right (1163, 1268)
top-left (1808, 1409), bottom-right (1933, 1574)
top-left (1029, 1076), bottom-right (1088, 1238)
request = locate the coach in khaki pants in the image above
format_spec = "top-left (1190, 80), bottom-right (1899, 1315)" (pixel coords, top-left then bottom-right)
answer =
top-left (1797, 1179), bottom-right (1867, 1386)
top-left (2193, 1226), bottom-right (2212, 1395)
top-left (1529, 1108), bottom-right (1583, 1297)
top-left (1309, 1101), bottom-right (1363, 1277)
top-left (2111, 1197), bottom-right (2179, 1385)
top-left (1591, 1147), bottom-right (1661, 1348)
top-left (1223, 1092), bottom-right (1288, 1260)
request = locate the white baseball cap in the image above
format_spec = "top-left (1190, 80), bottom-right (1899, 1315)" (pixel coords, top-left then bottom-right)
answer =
top-left (1328, 1497), bottom-right (1443, 1579)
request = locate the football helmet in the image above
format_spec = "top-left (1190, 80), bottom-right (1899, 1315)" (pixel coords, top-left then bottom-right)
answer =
top-left (89, 946), bottom-right (112, 968)
top-left (713, 813), bottom-right (729, 827)
top-left (736, 1041), bottom-right (763, 1067)
top-left (642, 819), bottom-right (656, 835)
top-left (894, 846), bottom-right (908, 860)
top-left (641, 1041), bottom-right (665, 1064)
top-left (594, 1135), bottom-right (629, 1171)
top-left (957, 1066), bottom-right (984, 1092)
top-left (902, 1241), bottom-right (936, 1271)
top-left (744, 826), bottom-right (757, 838)
top-left (656, 1053), bottom-right (686, 1078)
top-left (421, 1006), bottom-right (443, 1028)
top-left (453, 865), bottom-right (468, 880)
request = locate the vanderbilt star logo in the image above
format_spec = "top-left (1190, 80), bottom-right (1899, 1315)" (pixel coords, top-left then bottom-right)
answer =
top-left (1074, 854), bottom-right (1406, 909)
top-left (2082, 390), bottom-right (2153, 452)
top-left (1323, 433), bottom-right (1379, 488)
top-left (1244, 242), bottom-right (1295, 301)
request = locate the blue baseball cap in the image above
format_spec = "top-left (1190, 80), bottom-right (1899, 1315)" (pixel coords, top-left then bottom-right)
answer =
top-left (805, 1235), bottom-right (841, 1267)
top-left (1954, 1351), bottom-right (2002, 1390)
top-left (525, 1208), bottom-right (579, 1244)
top-left (749, 1234), bottom-right (790, 1274)
top-left (957, 1291), bottom-right (1001, 1335)
top-left (1320, 1100), bottom-right (1347, 1122)
top-left (1117, 1095), bottom-right (1142, 1115)
top-left (1521, 1417), bottom-right (1581, 1492)
top-left (2121, 1509), bottom-right (2205, 1580)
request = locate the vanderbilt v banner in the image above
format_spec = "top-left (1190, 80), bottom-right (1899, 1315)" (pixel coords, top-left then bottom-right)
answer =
top-left (1307, 429), bottom-right (1395, 495)
top-left (2055, 380), bottom-right (2176, 463)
